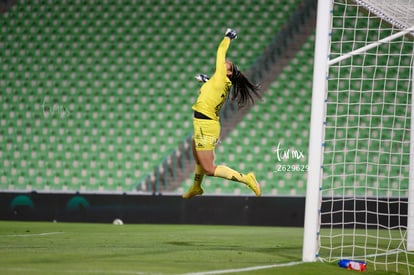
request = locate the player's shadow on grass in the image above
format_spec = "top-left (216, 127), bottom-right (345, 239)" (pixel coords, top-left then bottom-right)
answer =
top-left (166, 241), bottom-right (300, 260)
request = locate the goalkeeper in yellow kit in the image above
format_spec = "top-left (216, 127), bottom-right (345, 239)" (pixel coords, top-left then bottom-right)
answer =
top-left (182, 28), bottom-right (262, 199)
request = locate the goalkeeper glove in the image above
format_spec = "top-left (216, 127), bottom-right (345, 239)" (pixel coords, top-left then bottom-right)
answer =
top-left (195, 74), bottom-right (210, 83)
top-left (225, 28), bottom-right (237, 40)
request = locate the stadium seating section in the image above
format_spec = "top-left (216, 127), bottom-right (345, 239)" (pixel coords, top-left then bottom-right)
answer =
top-left (2, 1), bottom-right (409, 196)
top-left (1, 0), bottom-right (310, 194)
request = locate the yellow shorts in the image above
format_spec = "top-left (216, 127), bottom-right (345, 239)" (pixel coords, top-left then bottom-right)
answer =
top-left (193, 118), bottom-right (220, 151)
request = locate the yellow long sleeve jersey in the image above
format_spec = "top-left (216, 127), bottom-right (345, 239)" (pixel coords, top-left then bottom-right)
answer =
top-left (192, 37), bottom-right (232, 121)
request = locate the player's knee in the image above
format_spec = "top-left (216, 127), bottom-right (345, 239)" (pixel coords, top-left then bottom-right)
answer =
top-left (202, 166), bottom-right (216, 176)
top-left (204, 170), bottom-right (215, 176)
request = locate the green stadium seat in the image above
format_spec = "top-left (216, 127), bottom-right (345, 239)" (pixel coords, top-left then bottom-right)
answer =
top-left (2, 0), bottom-right (311, 194)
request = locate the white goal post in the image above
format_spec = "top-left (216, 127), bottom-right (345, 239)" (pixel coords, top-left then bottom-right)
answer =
top-left (303, 0), bottom-right (414, 273)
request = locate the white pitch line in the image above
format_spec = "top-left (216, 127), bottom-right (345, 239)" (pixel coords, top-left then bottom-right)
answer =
top-left (5, 232), bottom-right (64, 237)
top-left (180, 261), bottom-right (304, 275)
top-left (0, 267), bottom-right (150, 274)
top-left (0, 261), bottom-right (304, 275)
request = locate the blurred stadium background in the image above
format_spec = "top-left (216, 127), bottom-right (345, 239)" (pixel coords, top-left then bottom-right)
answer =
top-left (0, 0), bottom-right (317, 198)
top-left (2, 2), bottom-right (413, 274)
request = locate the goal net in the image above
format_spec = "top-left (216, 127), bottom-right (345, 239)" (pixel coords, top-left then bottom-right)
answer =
top-left (303, 0), bottom-right (414, 273)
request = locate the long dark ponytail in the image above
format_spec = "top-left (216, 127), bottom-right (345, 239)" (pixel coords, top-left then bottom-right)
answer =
top-left (229, 64), bottom-right (261, 107)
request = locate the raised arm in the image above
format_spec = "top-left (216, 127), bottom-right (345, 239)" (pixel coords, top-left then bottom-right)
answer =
top-left (215, 29), bottom-right (237, 76)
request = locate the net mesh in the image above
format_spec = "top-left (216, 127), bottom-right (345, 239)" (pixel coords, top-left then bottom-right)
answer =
top-left (318, 0), bottom-right (414, 273)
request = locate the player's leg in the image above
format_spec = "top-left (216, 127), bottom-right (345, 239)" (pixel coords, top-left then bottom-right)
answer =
top-left (182, 139), bottom-right (205, 199)
top-left (184, 145), bottom-right (261, 197)
top-left (194, 147), bottom-right (261, 197)
top-left (211, 164), bottom-right (261, 197)
top-left (183, 118), bottom-right (261, 198)
top-left (183, 118), bottom-right (216, 199)
top-left (192, 140), bottom-right (205, 188)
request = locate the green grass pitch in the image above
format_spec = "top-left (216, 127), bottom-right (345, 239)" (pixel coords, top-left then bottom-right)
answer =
top-left (0, 221), bottom-right (409, 275)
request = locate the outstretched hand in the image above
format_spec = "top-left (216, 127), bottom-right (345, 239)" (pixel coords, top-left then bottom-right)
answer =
top-left (225, 28), bottom-right (237, 40)
top-left (195, 74), bottom-right (210, 83)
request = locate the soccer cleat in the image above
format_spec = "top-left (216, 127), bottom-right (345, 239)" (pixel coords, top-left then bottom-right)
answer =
top-left (182, 186), bottom-right (204, 199)
top-left (246, 172), bottom-right (261, 197)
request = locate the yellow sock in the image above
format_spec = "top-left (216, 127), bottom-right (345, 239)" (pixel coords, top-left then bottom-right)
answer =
top-left (193, 164), bottom-right (205, 187)
top-left (213, 165), bottom-right (249, 184)
top-left (182, 164), bottom-right (204, 199)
